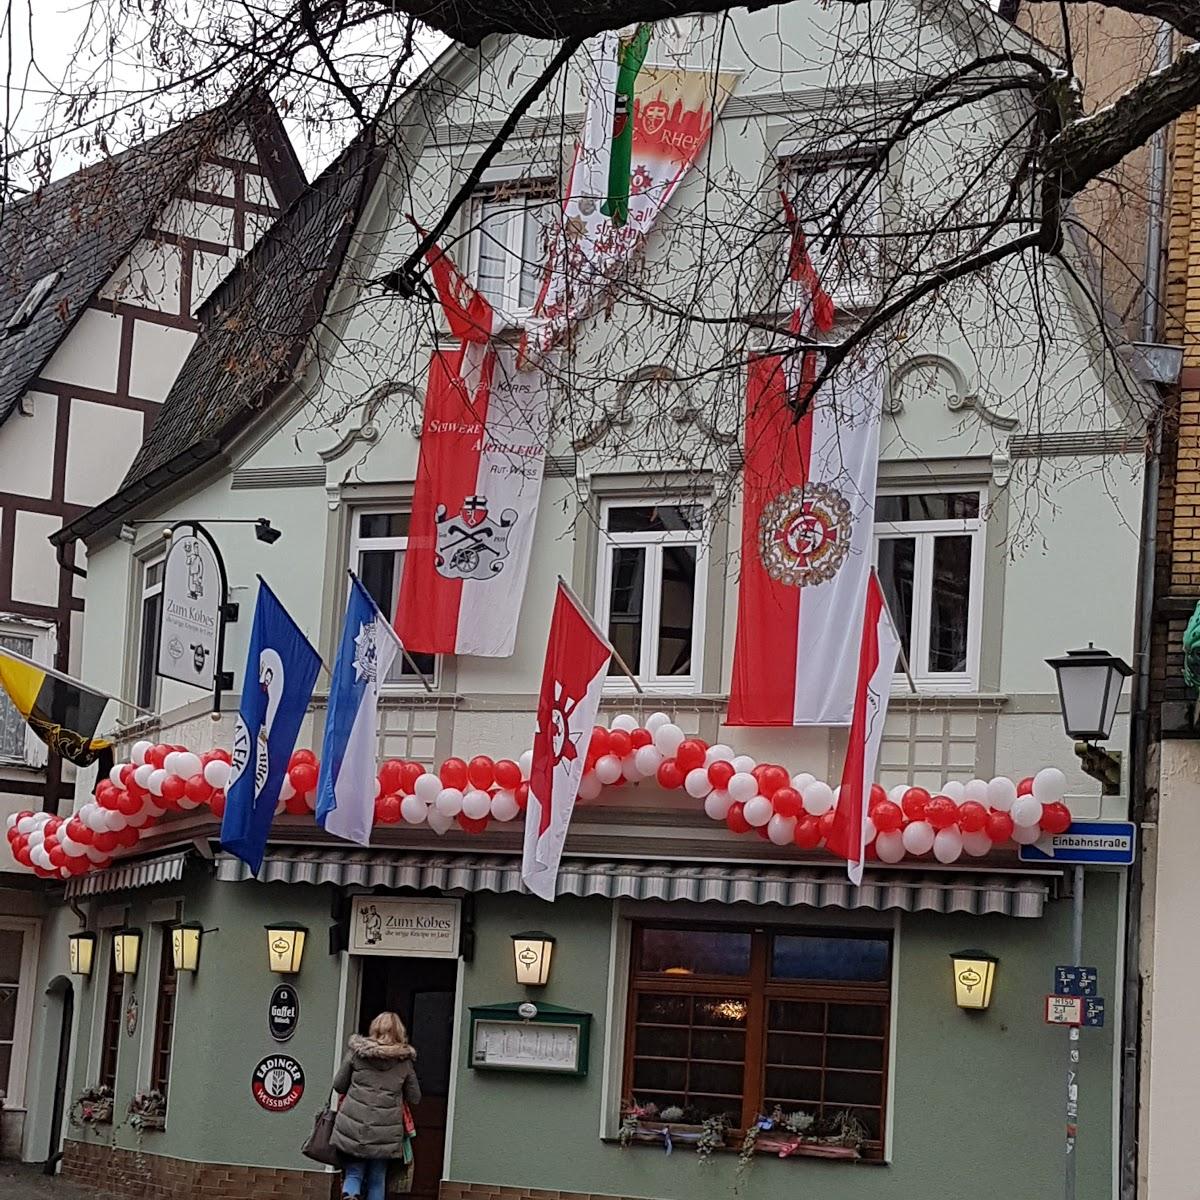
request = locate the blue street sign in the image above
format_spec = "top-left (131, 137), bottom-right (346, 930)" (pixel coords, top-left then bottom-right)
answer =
top-left (1055, 966), bottom-right (1099, 997)
top-left (1083, 997), bottom-right (1106, 1028)
top-left (1018, 821), bottom-right (1136, 866)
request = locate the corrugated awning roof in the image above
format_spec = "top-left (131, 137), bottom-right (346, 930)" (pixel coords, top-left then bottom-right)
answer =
top-left (65, 850), bottom-right (190, 898)
top-left (214, 849), bottom-right (1056, 918)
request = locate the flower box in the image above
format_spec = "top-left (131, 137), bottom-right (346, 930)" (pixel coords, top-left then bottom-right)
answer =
top-left (753, 1135), bottom-right (859, 1160)
top-left (80, 1100), bottom-right (113, 1126)
top-left (624, 1121), bottom-right (707, 1146)
top-left (131, 1113), bottom-right (166, 1131)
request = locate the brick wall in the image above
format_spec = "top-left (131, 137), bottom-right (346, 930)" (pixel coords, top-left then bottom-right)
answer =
top-left (62, 1138), bottom-right (335, 1200)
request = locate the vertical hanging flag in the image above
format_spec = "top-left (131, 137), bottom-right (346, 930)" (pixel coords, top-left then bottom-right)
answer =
top-left (826, 573), bottom-right (902, 884)
top-left (780, 188), bottom-right (835, 337)
top-left (522, 583), bottom-right (613, 901)
top-left (316, 575), bottom-right (402, 846)
top-left (727, 345), bottom-right (883, 726)
top-left (415, 221), bottom-right (513, 343)
top-left (395, 342), bottom-right (552, 658)
top-left (602, 24), bottom-right (653, 227)
top-left (221, 580), bottom-right (321, 875)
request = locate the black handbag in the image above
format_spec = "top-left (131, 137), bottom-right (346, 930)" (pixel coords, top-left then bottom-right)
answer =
top-left (301, 1105), bottom-right (341, 1167)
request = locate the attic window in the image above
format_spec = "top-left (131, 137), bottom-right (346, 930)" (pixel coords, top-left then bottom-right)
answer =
top-left (5, 270), bottom-right (62, 333)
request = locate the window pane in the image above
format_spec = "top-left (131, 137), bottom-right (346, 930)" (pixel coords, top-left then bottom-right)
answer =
top-left (607, 546), bottom-right (644, 677)
top-left (639, 928), bottom-right (752, 977)
top-left (359, 512), bottom-right (410, 539)
top-left (476, 200), bottom-right (510, 306)
top-left (357, 548), bottom-right (435, 682)
top-left (0, 635), bottom-right (33, 760)
top-left (657, 546), bottom-right (695, 677)
top-left (606, 504), bottom-right (704, 533)
top-left (928, 535), bottom-right (971, 673)
top-left (0, 929), bottom-right (22, 984)
top-left (0, 1043), bottom-right (11, 1095)
top-left (145, 560), bottom-right (164, 587)
top-left (772, 935), bottom-right (890, 982)
top-left (875, 492), bottom-right (979, 522)
top-left (827, 1003), bottom-right (887, 1037)
top-left (519, 205), bottom-right (544, 308)
top-left (0, 985), bottom-right (16, 1040)
top-left (137, 593), bottom-right (162, 709)
top-left (876, 537), bottom-right (914, 665)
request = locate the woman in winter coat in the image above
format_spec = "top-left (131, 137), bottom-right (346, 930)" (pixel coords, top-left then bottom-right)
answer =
top-left (332, 1011), bottom-right (421, 1200)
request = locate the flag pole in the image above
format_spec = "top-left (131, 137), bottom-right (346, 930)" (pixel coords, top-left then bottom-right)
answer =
top-left (0, 645), bottom-right (154, 715)
top-left (556, 575), bottom-right (643, 694)
top-left (347, 571), bottom-right (434, 694)
top-left (870, 568), bottom-right (917, 695)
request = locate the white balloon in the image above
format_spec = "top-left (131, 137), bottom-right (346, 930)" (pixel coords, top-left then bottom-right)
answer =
top-left (634, 745), bottom-right (663, 777)
top-left (731, 755), bottom-right (757, 773)
top-left (426, 808), bottom-right (454, 836)
top-left (130, 740), bottom-right (153, 766)
top-left (611, 714), bottom-right (638, 733)
top-left (164, 751), bottom-right (182, 776)
top-left (1033, 766), bottom-right (1067, 804)
top-left (84, 845), bottom-right (109, 863)
top-left (62, 835), bottom-right (86, 857)
top-left (105, 810), bottom-right (128, 831)
top-left (490, 789), bottom-right (520, 822)
top-left (986, 776), bottom-right (1018, 812)
top-left (875, 830), bottom-right (906, 863)
top-left (743, 795), bottom-right (773, 827)
top-left (84, 808), bottom-right (107, 832)
top-left (414, 773), bottom-right (442, 804)
top-left (304, 789), bottom-right (318, 812)
top-left (4, 813), bottom-right (17, 831)
top-left (578, 772), bottom-right (603, 801)
top-left (518, 750), bottom-right (534, 778)
top-left (435, 787), bottom-right (464, 817)
top-left (279, 776), bottom-right (296, 801)
top-left (802, 781), bottom-right (835, 816)
top-left (963, 779), bottom-right (989, 803)
top-left (374, 778), bottom-right (383, 800)
top-left (462, 788), bottom-right (492, 820)
top-left (594, 754), bottom-right (624, 785)
top-left (175, 752), bottom-right (203, 780)
top-left (728, 772), bottom-right (758, 802)
top-left (962, 829), bottom-right (993, 857)
top-left (134, 763), bottom-right (155, 790)
top-left (126, 808), bottom-right (151, 828)
top-left (644, 711), bottom-right (671, 733)
top-left (901, 820), bottom-right (936, 855)
top-left (621, 755), bottom-right (643, 783)
top-left (653, 723), bottom-right (685, 756)
top-left (143, 799), bottom-right (166, 819)
top-left (705, 744), bottom-right (734, 765)
top-left (1012, 822), bottom-right (1043, 845)
top-left (933, 827), bottom-right (964, 864)
top-left (791, 772), bottom-right (816, 792)
top-left (704, 789), bottom-right (732, 821)
top-left (941, 781), bottom-right (966, 802)
top-left (1011, 796), bottom-right (1042, 827)
top-left (399, 795), bottom-right (427, 825)
top-left (684, 768), bottom-right (712, 798)
top-left (863, 816), bottom-right (877, 845)
top-left (203, 760), bottom-right (231, 788)
top-left (888, 784), bottom-right (908, 805)
top-left (147, 769), bottom-right (167, 797)
top-left (16, 815), bottom-right (35, 835)
top-left (108, 765), bottom-right (125, 788)
top-left (28, 828), bottom-right (44, 846)
top-left (177, 795), bottom-right (202, 811)
top-left (767, 814), bottom-right (796, 845)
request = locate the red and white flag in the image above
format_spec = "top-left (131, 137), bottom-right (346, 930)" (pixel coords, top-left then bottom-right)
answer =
top-left (395, 340), bottom-right (552, 657)
top-left (727, 345), bottom-right (883, 726)
top-left (522, 582), bottom-right (613, 901)
top-left (826, 572), bottom-right (901, 884)
top-left (418, 222), bottom-right (517, 343)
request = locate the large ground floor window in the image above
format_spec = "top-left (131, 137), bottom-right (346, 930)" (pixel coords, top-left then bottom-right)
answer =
top-left (623, 923), bottom-right (891, 1157)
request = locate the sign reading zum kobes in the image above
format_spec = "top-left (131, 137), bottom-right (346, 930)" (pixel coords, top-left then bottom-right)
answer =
top-left (349, 896), bottom-right (461, 958)
top-left (156, 530), bottom-right (221, 688)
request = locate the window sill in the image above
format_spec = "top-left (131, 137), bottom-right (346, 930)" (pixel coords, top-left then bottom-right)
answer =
top-left (601, 1136), bottom-right (884, 1164)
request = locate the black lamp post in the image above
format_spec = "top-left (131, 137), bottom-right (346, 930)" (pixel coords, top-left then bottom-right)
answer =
top-left (1046, 644), bottom-right (1132, 794)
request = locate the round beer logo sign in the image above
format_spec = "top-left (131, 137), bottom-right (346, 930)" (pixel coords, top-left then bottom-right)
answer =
top-left (758, 482), bottom-right (853, 587)
top-left (251, 1055), bottom-right (305, 1112)
top-left (268, 984), bottom-right (300, 1042)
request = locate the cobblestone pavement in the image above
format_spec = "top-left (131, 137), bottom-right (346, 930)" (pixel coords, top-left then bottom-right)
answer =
top-left (0, 1162), bottom-right (101, 1200)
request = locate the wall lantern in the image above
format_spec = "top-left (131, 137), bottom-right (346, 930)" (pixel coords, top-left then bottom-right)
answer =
top-left (265, 923), bottom-right (308, 975)
top-left (511, 931), bottom-right (556, 987)
top-left (67, 931), bottom-right (96, 978)
top-left (170, 922), bottom-right (204, 973)
top-left (951, 950), bottom-right (999, 1010)
top-left (1046, 645), bottom-right (1132, 743)
top-left (112, 928), bottom-right (143, 976)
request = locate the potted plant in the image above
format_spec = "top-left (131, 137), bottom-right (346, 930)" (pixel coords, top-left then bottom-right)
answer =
top-left (127, 1090), bottom-right (167, 1131)
top-left (736, 1106), bottom-right (867, 1177)
top-left (619, 1101), bottom-right (724, 1153)
top-left (69, 1085), bottom-right (113, 1127)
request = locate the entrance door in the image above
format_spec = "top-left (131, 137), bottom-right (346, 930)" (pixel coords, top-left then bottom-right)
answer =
top-left (359, 956), bottom-right (457, 1200)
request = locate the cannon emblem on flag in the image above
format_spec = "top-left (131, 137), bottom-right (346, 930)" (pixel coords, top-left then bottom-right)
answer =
top-left (758, 482), bottom-right (853, 587)
top-left (434, 497), bottom-right (517, 581)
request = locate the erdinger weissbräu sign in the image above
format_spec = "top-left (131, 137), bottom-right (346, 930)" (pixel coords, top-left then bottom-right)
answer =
top-left (349, 896), bottom-right (461, 958)
top-left (157, 528), bottom-right (221, 687)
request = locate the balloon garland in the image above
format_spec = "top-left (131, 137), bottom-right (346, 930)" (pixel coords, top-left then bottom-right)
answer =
top-left (3, 711), bottom-right (1074, 881)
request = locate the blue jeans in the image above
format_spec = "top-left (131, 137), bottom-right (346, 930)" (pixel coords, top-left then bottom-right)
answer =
top-left (342, 1157), bottom-right (388, 1200)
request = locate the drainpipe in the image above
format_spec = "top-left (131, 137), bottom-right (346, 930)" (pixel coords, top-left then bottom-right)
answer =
top-left (1121, 19), bottom-right (1174, 1200)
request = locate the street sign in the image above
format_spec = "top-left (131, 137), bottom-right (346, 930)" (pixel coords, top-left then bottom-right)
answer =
top-left (1082, 997), bottom-right (1106, 1028)
top-left (1045, 995), bottom-right (1083, 1026)
top-left (1055, 966), bottom-right (1099, 997)
top-left (157, 529), bottom-right (221, 688)
top-left (1019, 821), bottom-right (1136, 866)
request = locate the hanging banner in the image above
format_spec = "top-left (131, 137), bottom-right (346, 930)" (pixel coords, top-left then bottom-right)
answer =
top-left (395, 343), bottom-right (553, 658)
top-left (157, 528), bottom-right (221, 688)
top-left (525, 49), bottom-right (736, 356)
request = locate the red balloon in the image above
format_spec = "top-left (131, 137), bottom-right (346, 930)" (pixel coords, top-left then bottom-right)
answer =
top-left (15, 847), bottom-right (32, 868)
top-left (439, 757), bottom-right (468, 790)
top-left (589, 728), bottom-right (611, 758)
top-left (773, 787), bottom-right (803, 819)
top-left (725, 802), bottom-right (751, 834)
top-left (457, 813), bottom-right (489, 834)
top-left (290, 749), bottom-right (318, 767)
top-left (1040, 802), bottom-right (1072, 834)
top-left (285, 792), bottom-right (309, 815)
top-left (902, 787), bottom-right (930, 821)
top-left (48, 846), bottom-right (66, 868)
top-left (1017, 776), bottom-right (1035, 796)
top-left (609, 730), bottom-right (634, 759)
top-left (925, 795), bottom-right (958, 831)
top-left (873, 800), bottom-right (904, 833)
top-left (869, 783), bottom-right (888, 811)
top-left (958, 801), bottom-right (989, 833)
top-left (119, 764), bottom-right (136, 788)
top-left (819, 809), bottom-right (838, 837)
top-left (630, 729), bottom-right (652, 749)
top-left (759, 765), bottom-right (790, 798)
top-left (985, 810), bottom-right (1015, 842)
top-left (755, 824), bottom-right (772, 840)
top-left (208, 748), bottom-right (232, 764)
top-left (93, 831), bottom-right (119, 854)
top-left (515, 783), bottom-right (529, 809)
top-left (494, 759), bottom-right (522, 789)
top-left (379, 760), bottom-right (405, 794)
top-left (289, 762), bottom-right (319, 794)
top-left (184, 774), bottom-right (213, 804)
top-left (396, 761), bottom-right (422, 794)
top-left (66, 855), bottom-right (89, 875)
top-left (116, 790), bottom-right (141, 816)
top-left (657, 759), bottom-right (685, 790)
top-left (793, 815), bottom-right (823, 848)
top-left (95, 784), bottom-right (116, 811)
top-left (68, 818), bottom-right (94, 846)
top-left (467, 756), bottom-right (496, 790)
top-left (675, 739), bottom-right (707, 772)
top-left (373, 794), bottom-right (401, 824)
top-left (146, 744), bottom-right (169, 769)
top-left (209, 790), bottom-right (226, 818)
top-left (160, 775), bottom-right (187, 806)
top-left (117, 826), bottom-right (140, 848)
top-left (707, 761), bottom-right (735, 789)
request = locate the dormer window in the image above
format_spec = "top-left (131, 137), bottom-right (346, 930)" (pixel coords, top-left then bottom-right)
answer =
top-left (5, 270), bottom-right (62, 333)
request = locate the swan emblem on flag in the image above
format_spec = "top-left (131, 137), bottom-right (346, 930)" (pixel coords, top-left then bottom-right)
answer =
top-left (352, 621), bottom-right (378, 684)
top-left (434, 496), bottom-right (518, 581)
top-left (759, 482), bottom-right (852, 587)
top-left (229, 648), bottom-right (285, 798)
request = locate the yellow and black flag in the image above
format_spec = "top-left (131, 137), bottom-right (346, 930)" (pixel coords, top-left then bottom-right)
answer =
top-left (0, 650), bottom-right (113, 768)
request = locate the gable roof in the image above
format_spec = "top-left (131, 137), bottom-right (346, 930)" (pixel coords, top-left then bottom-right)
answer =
top-left (0, 91), bottom-right (304, 428)
top-left (52, 129), bottom-right (382, 549)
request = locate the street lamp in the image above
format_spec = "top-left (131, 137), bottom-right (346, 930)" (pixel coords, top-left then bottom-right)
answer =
top-left (67, 931), bottom-right (96, 978)
top-left (1046, 645), bottom-right (1132, 794)
top-left (950, 950), bottom-right (998, 1010)
top-left (511, 931), bottom-right (556, 987)
top-left (265, 923), bottom-right (307, 974)
top-left (170, 922), bottom-right (204, 973)
top-left (112, 928), bottom-right (142, 976)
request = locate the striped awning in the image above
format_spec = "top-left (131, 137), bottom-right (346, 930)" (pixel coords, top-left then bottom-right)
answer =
top-left (215, 849), bottom-right (1055, 918)
top-left (65, 850), bottom-right (190, 898)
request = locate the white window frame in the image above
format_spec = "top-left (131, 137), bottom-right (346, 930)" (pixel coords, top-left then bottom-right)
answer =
top-left (134, 554), bottom-right (165, 712)
top-left (595, 497), bottom-right (709, 695)
top-left (348, 507), bottom-right (439, 692)
top-left (873, 487), bottom-right (985, 693)
top-left (466, 178), bottom-right (554, 321)
top-left (0, 916), bottom-right (41, 1111)
top-left (0, 615), bottom-right (56, 767)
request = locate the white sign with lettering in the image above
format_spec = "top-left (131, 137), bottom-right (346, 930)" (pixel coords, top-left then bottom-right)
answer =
top-left (157, 529), bottom-right (221, 688)
top-left (349, 896), bottom-right (461, 958)
top-left (472, 1020), bottom-right (582, 1072)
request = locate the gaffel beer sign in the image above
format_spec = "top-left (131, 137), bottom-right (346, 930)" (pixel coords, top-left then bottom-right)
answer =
top-left (349, 896), bottom-right (461, 958)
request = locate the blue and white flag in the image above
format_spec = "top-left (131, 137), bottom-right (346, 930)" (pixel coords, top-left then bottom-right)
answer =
top-left (221, 580), bottom-right (321, 874)
top-left (316, 574), bottom-right (401, 845)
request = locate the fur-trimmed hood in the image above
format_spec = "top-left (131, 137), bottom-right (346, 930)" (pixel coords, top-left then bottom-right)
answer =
top-left (348, 1034), bottom-right (417, 1061)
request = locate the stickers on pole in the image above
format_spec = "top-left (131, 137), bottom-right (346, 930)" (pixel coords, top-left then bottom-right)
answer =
top-left (252, 1054), bottom-right (305, 1111)
top-left (1046, 968), bottom-right (1106, 1027)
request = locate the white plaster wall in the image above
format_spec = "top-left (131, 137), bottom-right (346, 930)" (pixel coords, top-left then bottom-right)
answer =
top-left (0, 393), bottom-right (56, 500)
top-left (40, 309), bottom-right (122, 392)
top-left (63, 399), bottom-right (144, 506)
top-left (98, 237), bottom-right (183, 311)
top-left (128, 322), bottom-right (197, 402)
top-left (10, 510), bottom-right (61, 606)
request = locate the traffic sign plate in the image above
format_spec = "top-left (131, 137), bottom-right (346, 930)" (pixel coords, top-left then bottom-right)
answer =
top-left (1055, 966), bottom-right (1099, 997)
top-left (1082, 997), bottom-right (1106, 1028)
top-left (1045, 995), bottom-right (1083, 1026)
top-left (1018, 821), bottom-right (1136, 866)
